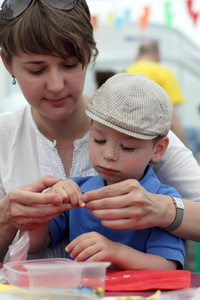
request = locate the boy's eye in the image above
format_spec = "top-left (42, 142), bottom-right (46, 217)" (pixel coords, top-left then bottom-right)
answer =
top-left (118, 142), bottom-right (135, 152)
top-left (122, 147), bottom-right (135, 152)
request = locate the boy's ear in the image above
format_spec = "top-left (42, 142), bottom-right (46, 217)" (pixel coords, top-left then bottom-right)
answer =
top-left (151, 136), bottom-right (169, 162)
top-left (0, 51), bottom-right (12, 75)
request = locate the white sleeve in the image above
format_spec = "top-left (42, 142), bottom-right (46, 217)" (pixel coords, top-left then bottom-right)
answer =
top-left (154, 130), bottom-right (200, 201)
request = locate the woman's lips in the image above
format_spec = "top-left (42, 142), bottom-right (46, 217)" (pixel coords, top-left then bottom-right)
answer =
top-left (47, 97), bottom-right (68, 106)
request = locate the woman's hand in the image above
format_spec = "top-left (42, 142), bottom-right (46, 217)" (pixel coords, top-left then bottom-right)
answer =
top-left (4, 176), bottom-right (72, 231)
top-left (82, 179), bottom-right (174, 230)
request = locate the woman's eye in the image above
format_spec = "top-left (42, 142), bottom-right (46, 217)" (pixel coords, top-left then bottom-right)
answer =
top-left (63, 63), bottom-right (77, 69)
top-left (29, 69), bottom-right (44, 75)
top-left (93, 138), bottom-right (105, 144)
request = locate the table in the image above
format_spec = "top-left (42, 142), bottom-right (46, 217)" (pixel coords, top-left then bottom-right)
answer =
top-left (1, 263), bottom-right (200, 298)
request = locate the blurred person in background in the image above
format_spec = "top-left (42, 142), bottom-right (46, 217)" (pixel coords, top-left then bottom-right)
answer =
top-left (126, 40), bottom-right (188, 146)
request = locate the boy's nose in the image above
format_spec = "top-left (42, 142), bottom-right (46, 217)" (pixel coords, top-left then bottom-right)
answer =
top-left (103, 149), bottom-right (118, 161)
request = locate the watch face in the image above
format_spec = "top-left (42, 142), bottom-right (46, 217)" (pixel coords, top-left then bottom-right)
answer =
top-left (175, 197), bottom-right (184, 209)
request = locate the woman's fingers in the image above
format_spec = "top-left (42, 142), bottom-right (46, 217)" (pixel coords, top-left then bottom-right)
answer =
top-left (81, 179), bottom-right (165, 230)
top-left (82, 179), bottom-right (142, 210)
top-left (9, 202), bottom-right (71, 231)
top-left (9, 201), bottom-right (70, 220)
top-left (21, 176), bottom-right (62, 193)
top-left (8, 187), bottom-right (63, 207)
top-left (82, 179), bottom-right (138, 202)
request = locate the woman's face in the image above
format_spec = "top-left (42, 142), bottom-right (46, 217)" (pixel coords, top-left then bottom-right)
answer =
top-left (7, 53), bottom-right (87, 120)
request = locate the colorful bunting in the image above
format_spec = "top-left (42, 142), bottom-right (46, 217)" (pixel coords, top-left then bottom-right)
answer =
top-left (114, 16), bottom-right (123, 31)
top-left (164, 2), bottom-right (174, 29)
top-left (139, 6), bottom-right (150, 31)
top-left (123, 9), bottom-right (131, 24)
top-left (92, 1), bottom-right (200, 32)
top-left (186, 0), bottom-right (199, 25)
top-left (91, 15), bottom-right (98, 29)
top-left (107, 12), bottom-right (114, 28)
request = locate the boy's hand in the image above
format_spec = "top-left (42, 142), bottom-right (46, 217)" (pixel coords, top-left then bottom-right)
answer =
top-left (46, 179), bottom-right (84, 208)
top-left (65, 232), bottom-right (118, 263)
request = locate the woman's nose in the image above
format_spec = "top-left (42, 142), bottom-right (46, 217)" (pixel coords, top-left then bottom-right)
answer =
top-left (46, 69), bottom-right (65, 93)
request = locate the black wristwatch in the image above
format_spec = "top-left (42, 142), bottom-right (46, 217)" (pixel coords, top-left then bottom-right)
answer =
top-left (163, 197), bottom-right (184, 232)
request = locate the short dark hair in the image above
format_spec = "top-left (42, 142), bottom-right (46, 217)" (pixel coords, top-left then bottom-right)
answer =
top-left (95, 70), bottom-right (116, 88)
top-left (138, 41), bottom-right (159, 57)
top-left (0, 0), bottom-right (98, 67)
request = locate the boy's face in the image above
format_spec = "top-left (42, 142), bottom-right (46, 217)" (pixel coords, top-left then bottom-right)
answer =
top-left (89, 121), bottom-right (159, 185)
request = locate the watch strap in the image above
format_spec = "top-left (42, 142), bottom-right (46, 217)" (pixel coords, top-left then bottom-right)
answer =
top-left (163, 197), bottom-right (184, 232)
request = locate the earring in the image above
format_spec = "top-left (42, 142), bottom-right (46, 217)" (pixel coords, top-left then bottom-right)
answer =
top-left (12, 76), bottom-right (16, 85)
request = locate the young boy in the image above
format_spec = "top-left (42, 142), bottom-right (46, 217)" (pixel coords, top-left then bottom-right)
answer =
top-left (27, 73), bottom-right (185, 270)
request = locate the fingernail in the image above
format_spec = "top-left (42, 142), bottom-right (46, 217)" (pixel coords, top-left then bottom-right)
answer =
top-left (66, 204), bottom-right (72, 210)
top-left (54, 196), bottom-right (62, 204)
top-left (82, 194), bottom-right (88, 202)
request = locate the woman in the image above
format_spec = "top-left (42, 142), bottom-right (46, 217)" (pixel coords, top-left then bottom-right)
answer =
top-left (0, 0), bottom-right (200, 263)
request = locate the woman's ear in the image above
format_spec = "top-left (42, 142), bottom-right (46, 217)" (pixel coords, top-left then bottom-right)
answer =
top-left (151, 136), bottom-right (169, 162)
top-left (0, 51), bottom-right (12, 75)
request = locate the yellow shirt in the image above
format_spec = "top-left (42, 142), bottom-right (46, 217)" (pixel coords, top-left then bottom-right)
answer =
top-left (126, 60), bottom-right (184, 105)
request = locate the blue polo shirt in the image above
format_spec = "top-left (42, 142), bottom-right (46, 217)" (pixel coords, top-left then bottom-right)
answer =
top-left (49, 166), bottom-right (185, 269)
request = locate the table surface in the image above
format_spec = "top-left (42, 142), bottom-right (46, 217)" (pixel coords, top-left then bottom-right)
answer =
top-left (1, 263), bottom-right (200, 297)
